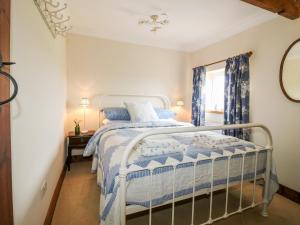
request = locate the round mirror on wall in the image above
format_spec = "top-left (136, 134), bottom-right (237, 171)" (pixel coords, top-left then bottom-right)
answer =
top-left (280, 39), bottom-right (300, 102)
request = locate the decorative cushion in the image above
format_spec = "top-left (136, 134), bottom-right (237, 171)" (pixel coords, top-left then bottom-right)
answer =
top-left (102, 107), bottom-right (130, 120)
top-left (124, 102), bottom-right (159, 122)
top-left (155, 108), bottom-right (176, 119)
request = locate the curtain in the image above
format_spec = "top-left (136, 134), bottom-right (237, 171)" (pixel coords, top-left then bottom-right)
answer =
top-left (192, 66), bottom-right (206, 126)
top-left (224, 54), bottom-right (250, 140)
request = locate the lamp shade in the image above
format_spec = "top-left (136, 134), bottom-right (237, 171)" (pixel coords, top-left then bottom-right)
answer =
top-left (80, 98), bottom-right (90, 108)
top-left (176, 100), bottom-right (184, 106)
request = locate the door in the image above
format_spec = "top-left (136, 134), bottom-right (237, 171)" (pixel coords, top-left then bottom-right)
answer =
top-left (0, 0), bottom-right (14, 224)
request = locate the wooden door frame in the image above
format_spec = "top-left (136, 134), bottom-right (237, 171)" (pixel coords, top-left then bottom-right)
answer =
top-left (0, 0), bottom-right (14, 224)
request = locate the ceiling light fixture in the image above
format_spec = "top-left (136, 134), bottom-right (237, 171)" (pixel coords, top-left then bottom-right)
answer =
top-left (138, 13), bottom-right (169, 33)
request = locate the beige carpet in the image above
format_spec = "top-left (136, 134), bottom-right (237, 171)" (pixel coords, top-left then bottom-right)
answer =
top-left (52, 161), bottom-right (300, 225)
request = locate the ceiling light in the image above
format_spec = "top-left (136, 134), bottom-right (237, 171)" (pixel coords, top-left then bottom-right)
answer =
top-left (139, 13), bottom-right (169, 33)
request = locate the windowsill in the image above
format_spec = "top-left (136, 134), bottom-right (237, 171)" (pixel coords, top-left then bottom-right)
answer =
top-left (205, 110), bottom-right (224, 114)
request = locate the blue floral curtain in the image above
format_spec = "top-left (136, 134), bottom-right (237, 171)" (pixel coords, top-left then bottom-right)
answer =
top-left (224, 54), bottom-right (250, 140)
top-left (192, 66), bottom-right (206, 126)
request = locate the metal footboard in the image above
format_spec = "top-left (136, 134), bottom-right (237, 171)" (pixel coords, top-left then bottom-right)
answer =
top-left (119, 123), bottom-right (273, 225)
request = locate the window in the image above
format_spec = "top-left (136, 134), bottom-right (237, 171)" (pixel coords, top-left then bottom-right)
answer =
top-left (205, 68), bottom-right (225, 113)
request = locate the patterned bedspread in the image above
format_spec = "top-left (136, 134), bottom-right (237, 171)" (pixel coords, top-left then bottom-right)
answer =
top-left (84, 121), bottom-right (278, 225)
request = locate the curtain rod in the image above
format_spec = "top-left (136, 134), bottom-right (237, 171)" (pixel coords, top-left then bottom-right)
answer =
top-left (193, 51), bottom-right (253, 69)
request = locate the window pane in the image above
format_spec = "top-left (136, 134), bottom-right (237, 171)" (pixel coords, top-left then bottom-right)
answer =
top-left (214, 75), bottom-right (224, 111)
top-left (205, 68), bottom-right (224, 112)
top-left (205, 78), bottom-right (213, 110)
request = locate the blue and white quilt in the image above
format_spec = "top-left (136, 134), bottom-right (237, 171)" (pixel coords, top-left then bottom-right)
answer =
top-left (84, 121), bottom-right (278, 225)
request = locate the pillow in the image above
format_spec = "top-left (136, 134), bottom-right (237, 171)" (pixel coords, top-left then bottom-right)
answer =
top-left (124, 102), bottom-right (159, 122)
top-left (159, 118), bottom-right (177, 123)
top-left (155, 108), bottom-right (176, 119)
top-left (102, 107), bottom-right (130, 120)
top-left (102, 118), bottom-right (130, 125)
top-left (102, 106), bottom-right (176, 121)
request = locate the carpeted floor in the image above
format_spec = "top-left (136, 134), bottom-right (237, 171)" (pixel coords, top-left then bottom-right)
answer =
top-left (52, 161), bottom-right (300, 225)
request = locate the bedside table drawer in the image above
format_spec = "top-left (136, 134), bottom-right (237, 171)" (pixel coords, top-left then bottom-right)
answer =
top-left (69, 136), bottom-right (90, 146)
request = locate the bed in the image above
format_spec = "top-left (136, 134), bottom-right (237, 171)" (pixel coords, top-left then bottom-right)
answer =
top-left (84, 94), bottom-right (278, 225)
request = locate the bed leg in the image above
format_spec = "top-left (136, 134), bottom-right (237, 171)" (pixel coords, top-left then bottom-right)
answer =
top-left (261, 203), bottom-right (268, 217)
top-left (261, 148), bottom-right (272, 217)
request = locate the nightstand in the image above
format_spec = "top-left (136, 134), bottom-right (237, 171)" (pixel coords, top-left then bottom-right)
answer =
top-left (67, 130), bottom-right (95, 171)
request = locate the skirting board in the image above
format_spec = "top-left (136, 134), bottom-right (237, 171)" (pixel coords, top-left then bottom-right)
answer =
top-left (44, 165), bottom-right (66, 225)
top-left (278, 184), bottom-right (300, 204)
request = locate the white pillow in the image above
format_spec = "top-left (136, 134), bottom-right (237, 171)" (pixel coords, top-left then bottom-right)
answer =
top-left (124, 102), bottom-right (159, 122)
top-left (102, 119), bottom-right (130, 125)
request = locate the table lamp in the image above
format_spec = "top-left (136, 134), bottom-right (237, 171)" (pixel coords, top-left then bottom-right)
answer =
top-left (80, 97), bottom-right (89, 134)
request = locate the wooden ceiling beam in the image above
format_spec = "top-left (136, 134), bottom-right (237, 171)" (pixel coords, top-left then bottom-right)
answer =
top-left (241, 0), bottom-right (300, 20)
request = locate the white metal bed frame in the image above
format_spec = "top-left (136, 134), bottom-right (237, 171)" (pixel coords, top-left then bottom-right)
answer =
top-left (96, 94), bottom-right (273, 225)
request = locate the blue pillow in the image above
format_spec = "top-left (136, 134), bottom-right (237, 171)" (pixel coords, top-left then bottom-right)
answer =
top-left (155, 108), bottom-right (176, 119)
top-left (102, 107), bottom-right (130, 120)
top-left (102, 107), bottom-right (176, 120)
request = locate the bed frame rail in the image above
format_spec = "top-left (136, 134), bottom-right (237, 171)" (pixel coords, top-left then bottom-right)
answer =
top-left (119, 123), bottom-right (273, 225)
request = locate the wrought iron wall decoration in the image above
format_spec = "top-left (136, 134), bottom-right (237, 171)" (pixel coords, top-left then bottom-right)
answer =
top-left (33, 0), bottom-right (72, 38)
top-left (0, 53), bottom-right (18, 106)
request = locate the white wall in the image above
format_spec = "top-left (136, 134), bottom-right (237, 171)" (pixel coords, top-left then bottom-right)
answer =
top-left (66, 34), bottom-right (189, 132)
top-left (11, 1), bottom-right (66, 225)
top-left (187, 17), bottom-right (300, 192)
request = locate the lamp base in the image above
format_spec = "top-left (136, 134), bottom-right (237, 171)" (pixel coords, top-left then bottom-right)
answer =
top-left (81, 130), bottom-right (88, 134)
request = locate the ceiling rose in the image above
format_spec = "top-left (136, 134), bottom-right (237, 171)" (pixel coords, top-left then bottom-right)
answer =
top-left (138, 13), bottom-right (169, 33)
